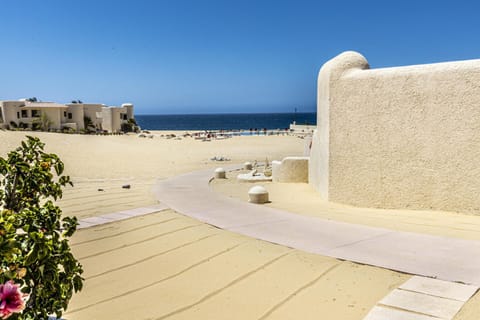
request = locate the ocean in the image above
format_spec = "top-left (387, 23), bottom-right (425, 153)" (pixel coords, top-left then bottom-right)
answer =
top-left (135, 112), bottom-right (316, 131)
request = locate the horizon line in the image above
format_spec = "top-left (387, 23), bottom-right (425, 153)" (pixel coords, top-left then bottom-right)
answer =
top-left (134, 111), bottom-right (317, 116)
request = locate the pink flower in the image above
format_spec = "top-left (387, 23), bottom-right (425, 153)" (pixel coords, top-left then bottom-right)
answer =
top-left (0, 281), bottom-right (25, 319)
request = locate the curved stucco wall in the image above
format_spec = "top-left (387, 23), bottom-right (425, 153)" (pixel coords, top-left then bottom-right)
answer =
top-left (310, 51), bottom-right (480, 214)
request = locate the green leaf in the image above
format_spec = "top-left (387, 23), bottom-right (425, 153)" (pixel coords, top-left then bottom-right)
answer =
top-left (24, 245), bottom-right (39, 266)
top-left (73, 275), bottom-right (84, 292)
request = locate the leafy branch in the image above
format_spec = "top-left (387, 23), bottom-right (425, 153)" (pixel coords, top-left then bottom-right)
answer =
top-left (0, 136), bottom-right (83, 319)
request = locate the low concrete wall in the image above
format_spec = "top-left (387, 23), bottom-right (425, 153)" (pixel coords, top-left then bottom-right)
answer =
top-left (289, 124), bottom-right (317, 132)
top-left (310, 51), bottom-right (480, 214)
top-left (273, 157), bottom-right (309, 183)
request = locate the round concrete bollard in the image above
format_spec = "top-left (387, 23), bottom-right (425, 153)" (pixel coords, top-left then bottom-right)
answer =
top-left (244, 162), bottom-right (253, 170)
top-left (248, 185), bottom-right (269, 204)
top-left (214, 168), bottom-right (226, 179)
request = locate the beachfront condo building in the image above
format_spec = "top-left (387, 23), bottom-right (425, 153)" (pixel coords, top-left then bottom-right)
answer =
top-left (0, 99), bottom-right (134, 133)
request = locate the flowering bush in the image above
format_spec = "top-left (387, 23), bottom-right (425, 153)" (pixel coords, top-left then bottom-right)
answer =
top-left (0, 281), bottom-right (25, 319)
top-left (0, 136), bottom-right (84, 319)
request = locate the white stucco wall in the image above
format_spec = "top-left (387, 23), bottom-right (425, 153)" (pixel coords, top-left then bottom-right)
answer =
top-left (122, 103), bottom-right (134, 119)
top-left (310, 51), bottom-right (480, 214)
top-left (41, 108), bottom-right (62, 130)
top-left (0, 102), bottom-right (22, 126)
top-left (111, 108), bottom-right (123, 133)
top-left (103, 106), bottom-right (130, 133)
top-left (65, 105), bottom-right (84, 130)
top-left (82, 104), bottom-right (104, 129)
top-left (101, 108), bottom-right (114, 133)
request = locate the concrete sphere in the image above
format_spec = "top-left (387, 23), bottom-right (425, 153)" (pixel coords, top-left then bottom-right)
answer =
top-left (244, 162), bottom-right (253, 170)
top-left (248, 185), bottom-right (269, 204)
top-left (214, 168), bottom-right (226, 179)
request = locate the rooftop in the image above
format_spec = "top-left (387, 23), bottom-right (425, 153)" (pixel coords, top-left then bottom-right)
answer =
top-left (22, 102), bottom-right (68, 109)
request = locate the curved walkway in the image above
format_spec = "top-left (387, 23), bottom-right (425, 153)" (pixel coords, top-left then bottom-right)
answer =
top-left (153, 167), bottom-right (480, 287)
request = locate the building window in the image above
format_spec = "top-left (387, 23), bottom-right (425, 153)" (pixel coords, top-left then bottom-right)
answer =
top-left (17, 112), bottom-right (20, 119)
top-left (31, 110), bottom-right (40, 118)
top-left (64, 111), bottom-right (67, 117)
top-left (68, 112), bottom-right (73, 119)
top-left (120, 113), bottom-right (127, 120)
top-left (21, 110), bottom-right (28, 118)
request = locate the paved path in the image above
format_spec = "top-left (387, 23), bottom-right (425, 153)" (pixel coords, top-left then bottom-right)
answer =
top-left (77, 204), bottom-right (169, 229)
top-left (364, 276), bottom-right (478, 320)
top-left (153, 167), bottom-right (480, 287)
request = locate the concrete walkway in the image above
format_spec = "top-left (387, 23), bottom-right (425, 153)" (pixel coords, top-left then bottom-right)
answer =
top-left (153, 167), bottom-right (480, 287)
top-left (364, 276), bottom-right (478, 319)
top-left (77, 204), bottom-right (169, 229)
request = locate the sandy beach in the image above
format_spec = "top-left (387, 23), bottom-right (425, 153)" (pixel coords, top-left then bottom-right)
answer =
top-left (0, 130), bottom-right (304, 219)
top-left (0, 130), bottom-right (478, 319)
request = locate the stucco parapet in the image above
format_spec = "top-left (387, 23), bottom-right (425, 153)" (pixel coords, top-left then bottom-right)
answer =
top-left (351, 58), bottom-right (480, 80)
top-left (319, 51), bottom-right (369, 83)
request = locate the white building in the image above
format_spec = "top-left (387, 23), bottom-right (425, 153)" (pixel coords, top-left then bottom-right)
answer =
top-left (0, 99), bottom-right (135, 133)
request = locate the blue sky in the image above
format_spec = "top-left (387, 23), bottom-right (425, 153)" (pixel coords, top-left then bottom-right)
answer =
top-left (1, 0), bottom-right (479, 114)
